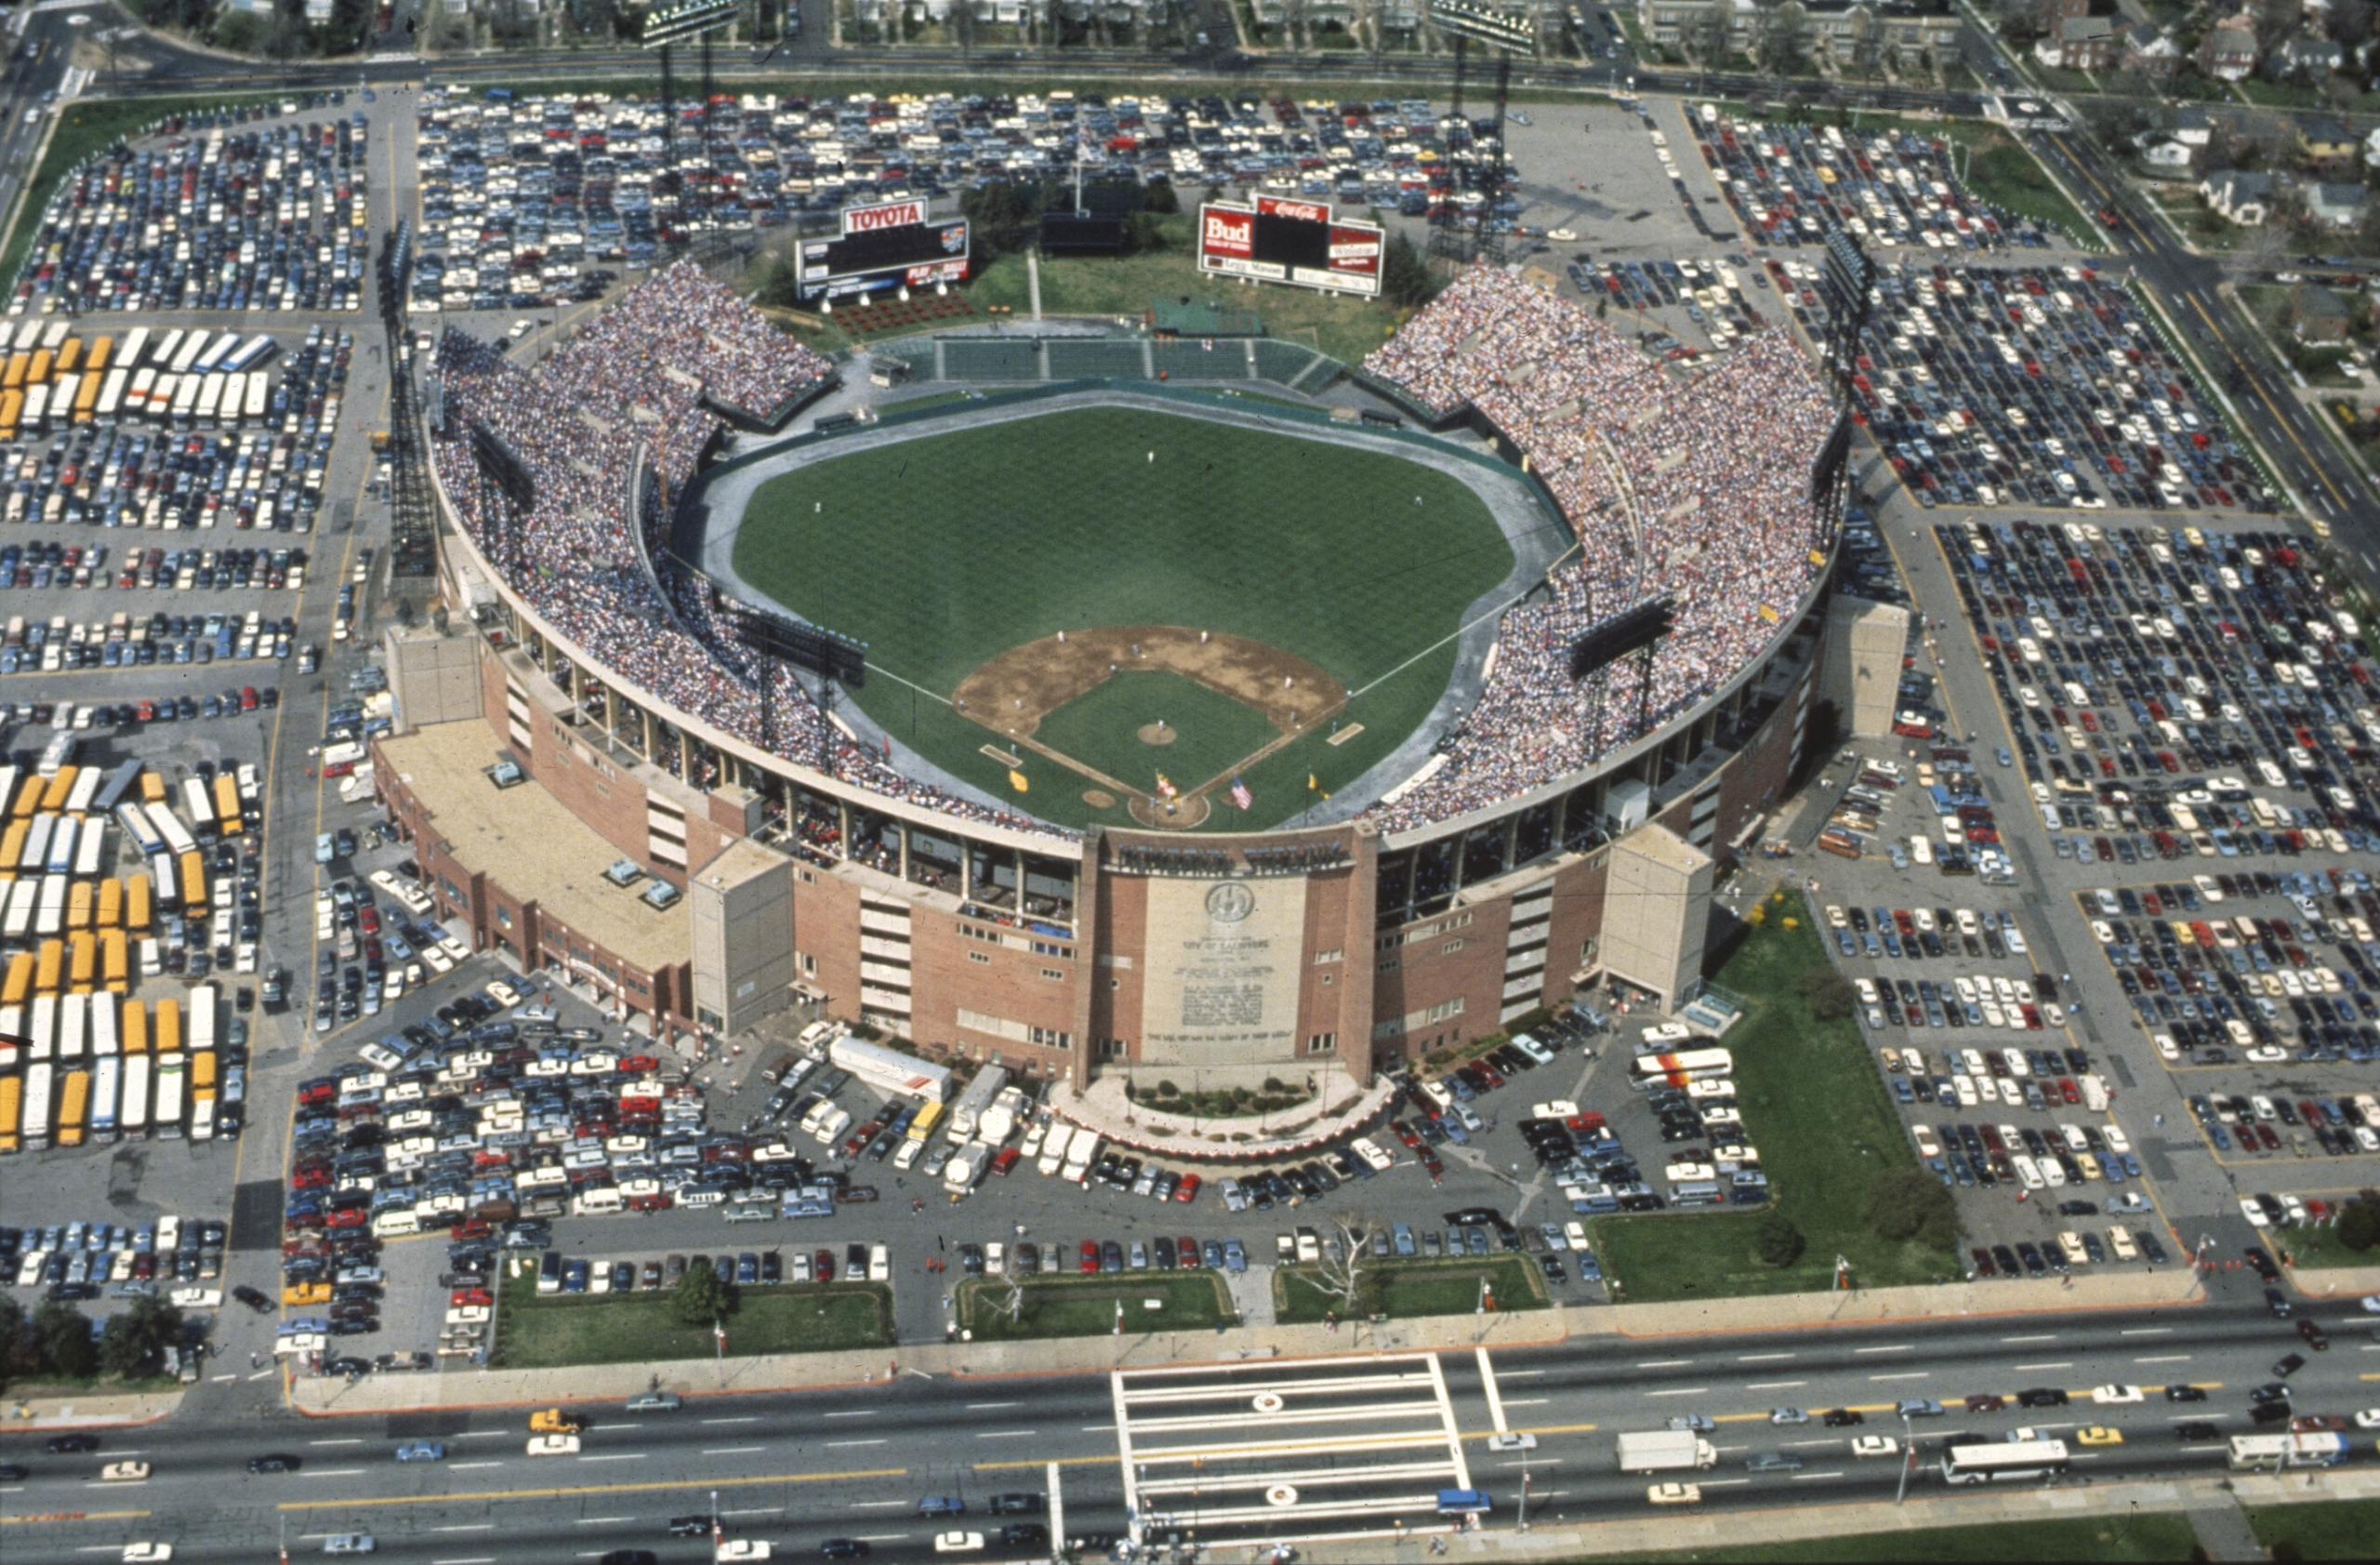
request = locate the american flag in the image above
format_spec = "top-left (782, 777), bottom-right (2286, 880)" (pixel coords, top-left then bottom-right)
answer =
top-left (1230, 776), bottom-right (1252, 810)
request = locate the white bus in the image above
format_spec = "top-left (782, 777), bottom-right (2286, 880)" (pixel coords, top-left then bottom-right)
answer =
top-left (95, 366), bottom-right (127, 419)
top-left (128, 366), bottom-right (156, 417)
top-left (180, 776), bottom-right (217, 842)
top-left (1940, 1439), bottom-right (2069, 1485)
top-left (73, 817), bottom-right (106, 879)
top-left (20, 814), bottom-right (53, 871)
top-left (220, 332), bottom-right (276, 374)
top-left (2228, 1433), bottom-right (2346, 1471)
top-left (91, 1054), bottom-right (121, 1144)
top-left (63, 765), bottom-right (102, 816)
top-left (27, 993), bottom-right (57, 1062)
top-left (34, 872), bottom-right (65, 937)
top-left (146, 800), bottom-right (196, 856)
top-left (45, 816), bottom-right (76, 875)
top-left (117, 802), bottom-right (165, 856)
top-left (194, 372), bottom-right (224, 425)
top-left (121, 1051), bottom-right (152, 1140)
top-left (169, 375), bottom-right (200, 426)
top-left (166, 328), bottom-right (205, 376)
top-left (116, 325), bottom-right (152, 369)
top-left (90, 993), bottom-right (118, 1058)
top-left (1631, 1048), bottom-right (1735, 1088)
top-left (59, 991), bottom-right (86, 1062)
top-left (190, 331), bottom-right (233, 374)
top-left (152, 1053), bottom-right (187, 1138)
top-left (2, 878), bottom-right (36, 943)
top-left (20, 1061), bottom-right (53, 1151)
top-left (188, 983), bottom-right (218, 1055)
top-left (244, 370), bottom-right (269, 420)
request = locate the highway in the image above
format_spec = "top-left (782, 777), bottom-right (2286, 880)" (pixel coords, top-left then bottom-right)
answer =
top-left (9, 1263), bottom-right (2379, 1561)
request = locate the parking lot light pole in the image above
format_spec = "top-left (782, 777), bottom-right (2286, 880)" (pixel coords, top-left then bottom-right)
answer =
top-left (1894, 1411), bottom-right (1914, 1505)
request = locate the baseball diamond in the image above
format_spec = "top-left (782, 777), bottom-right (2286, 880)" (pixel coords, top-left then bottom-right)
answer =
top-left (690, 393), bottom-right (1554, 831)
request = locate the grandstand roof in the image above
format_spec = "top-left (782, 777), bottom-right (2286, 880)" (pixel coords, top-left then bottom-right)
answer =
top-left (378, 723), bottom-right (693, 974)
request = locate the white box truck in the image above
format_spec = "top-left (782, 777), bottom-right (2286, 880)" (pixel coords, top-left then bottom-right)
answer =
top-left (1038, 1122), bottom-right (1076, 1177)
top-left (1617, 1431), bottom-right (1717, 1473)
top-left (1063, 1131), bottom-right (1100, 1184)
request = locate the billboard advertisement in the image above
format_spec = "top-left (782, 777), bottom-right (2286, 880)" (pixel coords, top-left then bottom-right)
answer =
top-left (1197, 196), bottom-right (1382, 298)
top-left (796, 200), bottom-right (971, 301)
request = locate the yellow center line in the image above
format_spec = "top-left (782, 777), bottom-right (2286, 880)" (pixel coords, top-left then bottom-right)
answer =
top-left (973, 1455), bottom-right (1114, 1470)
top-left (275, 1466), bottom-right (910, 1511)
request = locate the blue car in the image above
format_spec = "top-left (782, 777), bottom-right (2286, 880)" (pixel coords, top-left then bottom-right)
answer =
top-left (394, 1441), bottom-right (445, 1462)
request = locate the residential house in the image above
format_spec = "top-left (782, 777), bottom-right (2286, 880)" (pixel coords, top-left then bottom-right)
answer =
top-left (2133, 134), bottom-right (2195, 172)
top-left (2303, 180), bottom-right (2371, 230)
top-left (2199, 9), bottom-right (2261, 81)
top-left (2272, 33), bottom-right (2346, 81)
top-left (2036, 15), bottom-right (2118, 71)
top-left (2119, 20), bottom-right (2180, 78)
top-left (1635, 0), bottom-right (1964, 73)
top-left (2200, 168), bottom-right (2276, 225)
top-left (2292, 285), bottom-right (2352, 344)
top-left (2168, 107), bottom-right (2216, 152)
top-left (2299, 122), bottom-right (2360, 169)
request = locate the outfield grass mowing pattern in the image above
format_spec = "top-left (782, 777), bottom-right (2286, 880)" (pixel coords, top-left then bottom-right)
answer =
top-left (732, 405), bottom-right (1512, 829)
top-left (1588, 889), bottom-right (1960, 1301)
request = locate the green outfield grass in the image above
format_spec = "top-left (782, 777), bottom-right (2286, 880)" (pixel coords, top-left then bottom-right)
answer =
top-left (1034, 670), bottom-right (1279, 795)
top-left (731, 404), bottom-right (1514, 829)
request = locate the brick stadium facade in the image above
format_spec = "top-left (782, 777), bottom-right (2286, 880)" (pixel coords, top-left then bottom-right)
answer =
top-left (381, 468), bottom-right (1831, 1082)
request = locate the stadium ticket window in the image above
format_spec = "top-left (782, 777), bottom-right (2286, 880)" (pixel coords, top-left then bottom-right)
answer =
top-left (1410, 838), bottom-right (1458, 921)
top-left (969, 845), bottom-right (1020, 913)
top-left (907, 829), bottom-right (961, 894)
top-left (1022, 854), bottom-right (1076, 931)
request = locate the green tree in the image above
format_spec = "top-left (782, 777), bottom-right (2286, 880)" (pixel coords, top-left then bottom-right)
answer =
top-left (1864, 1168), bottom-right (1960, 1250)
top-left (1754, 1214), bottom-right (1806, 1267)
top-left (99, 1295), bottom-right (185, 1381)
top-left (959, 180), bottom-right (1043, 260)
top-left (2337, 1200), bottom-right (2380, 1251)
top-left (1381, 232), bottom-right (1438, 310)
top-left (671, 1261), bottom-right (736, 1328)
top-left (1144, 179), bottom-right (1180, 216)
top-left (0, 1294), bottom-right (27, 1390)
top-left (1797, 967), bottom-right (1856, 1021)
top-left (1121, 211), bottom-right (1169, 256)
top-left (33, 1299), bottom-right (98, 1380)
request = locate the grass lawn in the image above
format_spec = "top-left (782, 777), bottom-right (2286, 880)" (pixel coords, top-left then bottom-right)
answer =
top-left (2246, 1497), bottom-right (2380, 1559)
top-left (492, 1285), bottom-right (892, 1368)
top-left (1272, 1253), bottom-right (1549, 1324)
top-left (1036, 670), bottom-right (1280, 794)
top-left (1586, 1513), bottom-right (2202, 1563)
top-left (955, 1269), bottom-right (1235, 1340)
top-left (1586, 890), bottom-right (1960, 1302)
top-left (1, 93), bottom-right (285, 291)
top-left (1947, 128), bottom-right (2096, 243)
top-left (964, 214), bottom-right (1404, 367)
top-left (728, 403), bottom-right (1511, 829)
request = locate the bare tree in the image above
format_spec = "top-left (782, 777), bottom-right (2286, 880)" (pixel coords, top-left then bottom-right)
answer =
top-left (984, 1268), bottom-right (1027, 1329)
top-left (1287, 1213), bottom-right (1381, 1320)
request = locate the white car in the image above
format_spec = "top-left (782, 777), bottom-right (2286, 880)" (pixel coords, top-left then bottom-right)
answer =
top-left (2360, 1294), bottom-right (2380, 1313)
top-left (2245, 1045), bottom-right (2289, 1063)
top-left (932, 1533), bottom-right (985, 1555)
top-left (716, 1545), bottom-right (773, 1562)
top-left (123, 1548), bottom-right (174, 1563)
top-left (2091, 1385), bottom-right (2144, 1405)
top-left (2353, 1410), bottom-right (2380, 1429)
top-left (1850, 1436), bottom-right (1899, 1458)
top-left (1646, 1482), bottom-right (1701, 1505)
top-left (526, 1434), bottom-right (580, 1456)
top-left (169, 1288), bottom-right (221, 1308)
top-left (485, 978), bottom-right (522, 1007)
top-left (1350, 1137), bottom-right (1395, 1172)
top-left (2239, 1196), bottom-right (2272, 1228)
top-left (101, 1462), bottom-right (152, 1481)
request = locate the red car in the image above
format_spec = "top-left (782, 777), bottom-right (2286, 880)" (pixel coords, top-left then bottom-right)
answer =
top-left (1079, 1240), bottom-right (1101, 1275)
top-left (988, 1147), bottom-right (1022, 1177)
top-left (813, 1249), bottom-right (836, 1283)
top-left (1173, 1173), bottom-right (1202, 1203)
top-left (324, 1208), bottom-right (367, 1230)
top-left (450, 1288), bottom-right (493, 1307)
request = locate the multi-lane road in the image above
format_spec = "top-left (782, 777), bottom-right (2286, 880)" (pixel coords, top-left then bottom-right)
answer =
top-left (8, 1263), bottom-right (2376, 1562)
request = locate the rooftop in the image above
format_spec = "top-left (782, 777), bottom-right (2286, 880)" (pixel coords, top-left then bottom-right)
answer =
top-left (377, 723), bottom-right (693, 975)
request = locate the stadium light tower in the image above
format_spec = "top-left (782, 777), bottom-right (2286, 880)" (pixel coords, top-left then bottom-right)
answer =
top-left (1426, 0), bottom-right (1534, 269)
top-left (641, 0), bottom-right (738, 168)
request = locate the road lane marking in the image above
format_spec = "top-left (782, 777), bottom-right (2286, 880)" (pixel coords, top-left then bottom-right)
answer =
top-left (1636, 1360), bottom-right (1692, 1368)
top-left (1746, 1382), bottom-right (1806, 1390)
top-left (1852, 1346), bottom-right (1911, 1355)
top-left (721, 1507), bottom-right (784, 1517)
top-left (855, 1536), bottom-right (912, 1543)
top-left (2001, 1335), bottom-right (2055, 1343)
top-left (309, 1439), bottom-right (364, 1446)
top-left (575, 1518), bottom-right (632, 1525)
top-left (430, 1557), bottom-right (496, 1564)
top-left (823, 1411), bottom-right (877, 1418)
top-left (975, 1431), bottom-right (1038, 1439)
top-left (302, 1469), bottom-right (364, 1478)
top-left (450, 1463), bottom-right (503, 1470)
top-left (1738, 1353), bottom-right (1793, 1362)
top-left (853, 1501), bottom-right (909, 1508)
top-left (703, 1447), bottom-right (765, 1456)
top-left (828, 1439), bottom-right (889, 1448)
top-left (1645, 1387), bottom-right (1709, 1398)
top-left (1500, 1371), bottom-right (1546, 1379)
top-left (577, 1454), bottom-right (644, 1463)
top-left (1792, 1471), bottom-right (1846, 1480)
top-left (701, 1417), bottom-right (760, 1425)
top-left (2135, 1356), bottom-right (2192, 1364)
top-left (2121, 1329), bottom-right (2172, 1336)
top-left (1869, 1373), bottom-right (1931, 1382)
top-left (2013, 1363), bottom-right (2073, 1371)
top-left (966, 1402), bottom-right (1022, 1410)
top-left (1504, 1399), bottom-right (1549, 1407)
top-left (274, 1467), bottom-right (913, 1511)
top-left (432, 1524), bottom-right (495, 1532)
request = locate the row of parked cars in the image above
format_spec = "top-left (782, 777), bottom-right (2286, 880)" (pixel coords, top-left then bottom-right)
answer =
top-left (5, 1214), bottom-right (227, 1300)
top-left (1692, 109), bottom-right (2052, 252)
top-left (13, 109), bottom-right (370, 315)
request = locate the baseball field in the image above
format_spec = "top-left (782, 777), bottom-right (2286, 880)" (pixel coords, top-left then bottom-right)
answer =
top-left (729, 405), bottom-right (1514, 830)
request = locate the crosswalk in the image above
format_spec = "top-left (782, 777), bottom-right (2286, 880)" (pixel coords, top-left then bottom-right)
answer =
top-left (1112, 1354), bottom-right (1474, 1547)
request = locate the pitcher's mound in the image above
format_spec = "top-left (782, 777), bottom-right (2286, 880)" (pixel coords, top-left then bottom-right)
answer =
top-left (1137, 722), bottom-right (1177, 747)
top-left (1082, 789), bottom-right (1117, 809)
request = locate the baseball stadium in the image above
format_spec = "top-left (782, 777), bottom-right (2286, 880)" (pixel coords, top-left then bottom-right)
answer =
top-left (391, 259), bottom-right (1848, 1109)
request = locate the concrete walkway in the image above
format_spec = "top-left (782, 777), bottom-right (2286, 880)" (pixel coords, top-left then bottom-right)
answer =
top-left (1285, 1468), bottom-right (2380, 1563)
top-left (4, 1390), bottom-right (186, 1430)
top-left (286, 1266), bottom-right (2203, 1416)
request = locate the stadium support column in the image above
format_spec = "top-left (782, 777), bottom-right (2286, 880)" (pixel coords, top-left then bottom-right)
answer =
top-left (660, 44), bottom-right (674, 165)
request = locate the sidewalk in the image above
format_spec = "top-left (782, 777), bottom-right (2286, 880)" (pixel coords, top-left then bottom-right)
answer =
top-left (1286, 1467), bottom-right (2380, 1564)
top-left (286, 1267), bottom-right (2202, 1416)
top-left (4, 1389), bottom-right (185, 1430)
top-left (2280, 1256), bottom-right (2380, 1299)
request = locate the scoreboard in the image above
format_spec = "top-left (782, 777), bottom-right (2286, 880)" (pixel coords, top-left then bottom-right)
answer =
top-left (1197, 196), bottom-right (1382, 298)
top-left (796, 198), bottom-right (972, 302)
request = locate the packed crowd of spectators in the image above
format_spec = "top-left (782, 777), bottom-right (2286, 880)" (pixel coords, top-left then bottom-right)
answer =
top-left (431, 262), bottom-right (1068, 844)
top-left (1362, 265), bottom-right (1833, 831)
